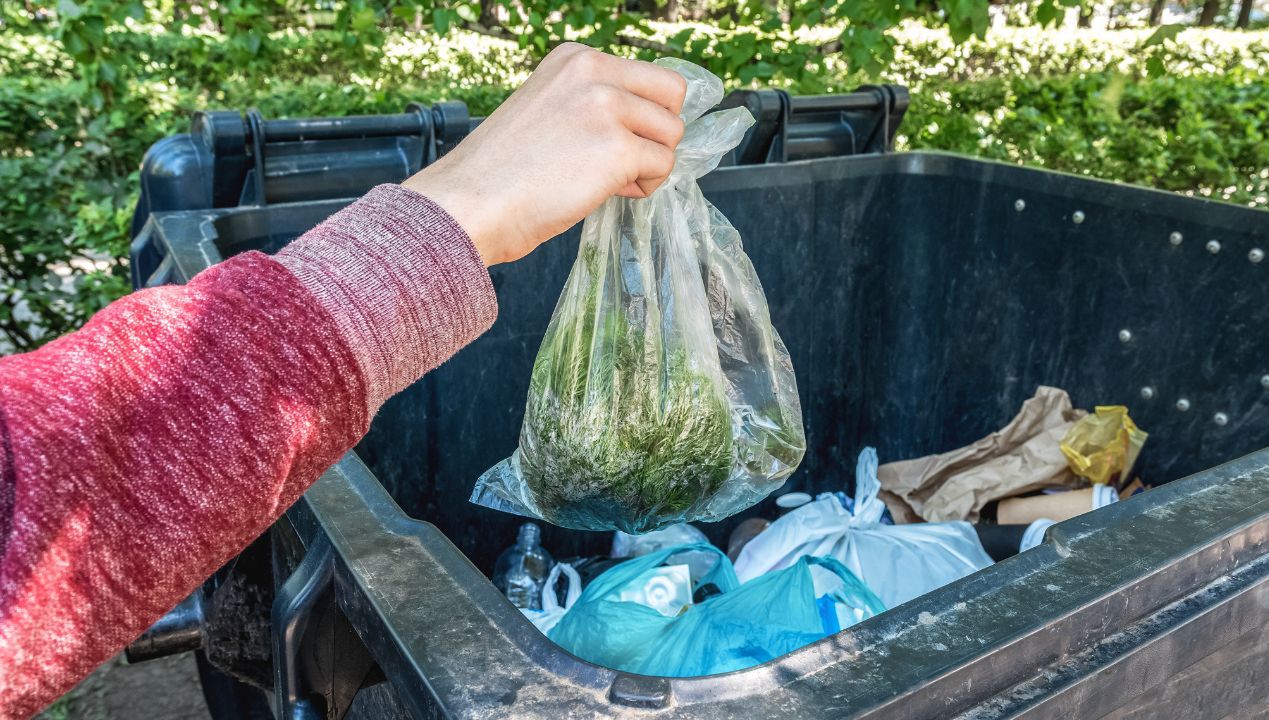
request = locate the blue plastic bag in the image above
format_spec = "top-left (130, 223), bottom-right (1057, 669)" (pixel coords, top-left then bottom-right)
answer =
top-left (548, 543), bottom-right (883, 677)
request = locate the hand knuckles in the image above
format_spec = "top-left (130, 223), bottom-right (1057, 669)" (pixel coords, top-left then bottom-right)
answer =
top-left (590, 83), bottom-right (622, 113)
top-left (550, 42), bottom-right (585, 59)
top-left (657, 147), bottom-right (676, 175)
top-left (568, 47), bottom-right (605, 77)
top-left (666, 72), bottom-right (688, 110)
top-left (610, 133), bottom-right (637, 160)
top-left (668, 116), bottom-right (686, 145)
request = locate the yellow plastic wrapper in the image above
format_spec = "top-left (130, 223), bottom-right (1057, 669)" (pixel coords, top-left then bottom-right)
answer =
top-left (1060, 406), bottom-right (1148, 486)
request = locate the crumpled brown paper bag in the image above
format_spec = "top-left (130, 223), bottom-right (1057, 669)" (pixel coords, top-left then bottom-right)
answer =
top-left (877, 386), bottom-right (1087, 523)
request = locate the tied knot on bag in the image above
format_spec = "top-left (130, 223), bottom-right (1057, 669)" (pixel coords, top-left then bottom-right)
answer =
top-left (653, 58), bottom-right (756, 187)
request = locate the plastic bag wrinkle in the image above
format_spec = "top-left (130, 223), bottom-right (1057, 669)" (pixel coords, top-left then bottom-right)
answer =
top-left (472, 59), bottom-right (805, 533)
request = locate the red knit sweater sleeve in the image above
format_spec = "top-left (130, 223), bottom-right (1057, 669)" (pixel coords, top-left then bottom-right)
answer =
top-left (0, 185), bottom-right (497, 718)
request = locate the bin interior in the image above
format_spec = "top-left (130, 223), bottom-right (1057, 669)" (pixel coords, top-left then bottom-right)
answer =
top-left (212, 151), bottom-right (1269, 575)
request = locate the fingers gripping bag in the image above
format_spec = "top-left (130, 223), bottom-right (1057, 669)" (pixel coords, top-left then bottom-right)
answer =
top-left (471, 59), bottom-right (806, 533)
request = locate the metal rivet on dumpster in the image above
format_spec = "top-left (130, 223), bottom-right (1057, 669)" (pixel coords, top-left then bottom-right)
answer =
top-left (1213, 412), bottom-right (1229, 426)
top-left (1118, 329), bottom-right (1133, 343)
top-left (1072, 210), bottom-right (1085, 224)
top-left (1169, 231), bottom-right (1183, 246)
top-left (1176, 398), bottom-right (1191, 412)
top-left (1250, 248), bottom-right (1265, 263)
top-left (1140, 386), bottom-right (1155, 400)
top-left (1206, 240), bottom-right (1222, 254)
top-left (1014, 199), bottom-right (1026, 212)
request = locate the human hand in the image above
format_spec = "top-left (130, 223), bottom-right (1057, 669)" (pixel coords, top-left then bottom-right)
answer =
top-left (402, 43), bottom-right (688, 266)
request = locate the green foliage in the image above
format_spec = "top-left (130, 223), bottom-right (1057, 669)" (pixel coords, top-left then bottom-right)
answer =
top-left (880, 27), bottom-right (1269, 207)
top-left (0, 24), bottom-right (520, 350)
top-left (900, 67), bottom-right (1269, 206)
top-left (1, 1), bottom-right (1268, 351)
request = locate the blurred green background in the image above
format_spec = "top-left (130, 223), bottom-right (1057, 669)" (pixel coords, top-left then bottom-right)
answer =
top-left (2, 0), bottom-right (1267, 353)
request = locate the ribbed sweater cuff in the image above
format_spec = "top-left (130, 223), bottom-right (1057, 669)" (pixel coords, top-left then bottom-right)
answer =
top-left (276, 184), bottom-right (498, 414)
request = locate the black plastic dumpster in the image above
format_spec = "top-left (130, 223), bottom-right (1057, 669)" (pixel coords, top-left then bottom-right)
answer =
top-left (129, 94), bottom-right (1269, 719)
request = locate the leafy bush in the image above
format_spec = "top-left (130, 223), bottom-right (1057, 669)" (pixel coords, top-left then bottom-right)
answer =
top-left (899, 67), bottom-right (1269, 207)
top-left (1, 23), bottom-right (1268, 351)
top-left (884, 24), bottom-right (1269, 86)
top-left (0, 29), bottom-right (519, 350)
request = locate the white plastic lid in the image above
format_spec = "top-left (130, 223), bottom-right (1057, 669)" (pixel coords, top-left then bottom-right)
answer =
top-left (776, 492), bottom-right (813, 509)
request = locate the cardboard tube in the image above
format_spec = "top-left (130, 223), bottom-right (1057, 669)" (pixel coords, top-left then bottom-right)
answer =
top-left (997, 488), bottom-right (1097, 525)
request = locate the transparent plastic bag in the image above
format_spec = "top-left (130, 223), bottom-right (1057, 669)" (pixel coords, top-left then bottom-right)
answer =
top-left (471, 58), bottom-right (805, 533)
top-left (611, 523), bottom-right (719, 582)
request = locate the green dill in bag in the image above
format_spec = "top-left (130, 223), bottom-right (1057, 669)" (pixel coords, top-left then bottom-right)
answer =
top-left (471, 59), bottom-right (805, 533)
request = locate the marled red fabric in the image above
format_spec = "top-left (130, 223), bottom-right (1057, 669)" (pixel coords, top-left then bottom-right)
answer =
top-left (276, 184), bottom-right (498, 412)
top-left (0, 186), bottom-right (497, 718)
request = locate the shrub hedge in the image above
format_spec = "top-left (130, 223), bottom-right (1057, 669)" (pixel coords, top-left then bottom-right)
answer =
top-left (1, 26), bottom-right (1267, 349)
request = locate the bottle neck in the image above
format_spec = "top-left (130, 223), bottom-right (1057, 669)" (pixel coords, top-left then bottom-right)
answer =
top-left (516, 523), bottom-right (540, 550)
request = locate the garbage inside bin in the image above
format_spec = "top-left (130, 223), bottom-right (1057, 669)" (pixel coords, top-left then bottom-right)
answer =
top-left (612, 523), bottom-right (719, 583)
top-left (726, 517), bottom-right (771, 561)
top-left (736, 448), bottom-right (993, 610)
top-left (972, 523), bottom-right (1033, 561)
top-left (491, 523), bottom-right (554, 610)
top-left (471, 58), bottom-right (806, 534)
top-left (548, 543), bottom-right (882, 677)
top-left (1119, 477), bottom-right (1152, 499)
top-left (995, 484), bottom-right (1120, 525)
top-left (521, 562), bottom-right (581, 634)
top-left (1019, 518), bottom-right (1056, 552)
top-left (775, 492), bottom-right (814, 510)
top-left (877, 386), bottom-right (1087, 523)
top-left (554, 555), bottom-right (628, 588)
top-left (1060, 405), bottom-right (1148, 487)
top-left (617, 563), bottom-right (694, 617)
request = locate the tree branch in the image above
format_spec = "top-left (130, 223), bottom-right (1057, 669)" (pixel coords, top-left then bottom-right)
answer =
top-left (461, 19), bottom-right (839, 57)
top-left (459, 19), bottom-right (677, 55)
top-left (460, 20), bottom-right (518, 41)
top-left (613, 34), bottom-right (676, 54)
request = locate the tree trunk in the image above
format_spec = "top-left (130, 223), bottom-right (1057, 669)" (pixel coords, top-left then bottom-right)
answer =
top-left (1236, 0), bottom-right (1254, 27)
top-left (479, 0), bottom-right (499, 28)
top-left (1198, 0), bottom-right (1222, 25)
top-left (1077, 4), bottom-right (1094, 27)
top-left (1148, 0), bottom-right (1166, 25)
top-left (635, 0), bottom-right (679, 20)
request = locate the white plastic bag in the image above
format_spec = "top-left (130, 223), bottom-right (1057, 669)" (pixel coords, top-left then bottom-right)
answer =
top-left (520, 562), bottom-right (581, 635)
top-left (472, 58), bottom-right (805, 533)
top-left (611, 523), bottom-right (718, 583)
top-left (734, 448), bottom-right (993, 610)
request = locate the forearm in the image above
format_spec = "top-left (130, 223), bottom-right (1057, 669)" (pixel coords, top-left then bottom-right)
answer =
top-left (0, 186), bottom-right (495, 717)
top-left (0, 38), bottom-right (687, 714)
top-left (275, 183), bottom-right (497, 411)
